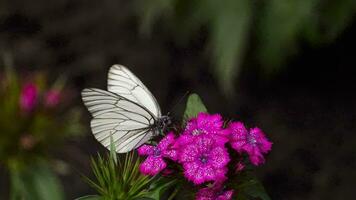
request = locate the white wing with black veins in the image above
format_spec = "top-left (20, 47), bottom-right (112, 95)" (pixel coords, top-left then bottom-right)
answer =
top-left (81, 88), bottom-right (156, 153)
top-left (107, 64), bottom-right (161, 118)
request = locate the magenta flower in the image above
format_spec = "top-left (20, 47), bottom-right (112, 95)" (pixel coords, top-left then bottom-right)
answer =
top-left (228, 122), bottom-right (272, 166)
top-left (179, 135), bottom-right (230, 185)
top-left (19, 82), bottom-right (38, 112)
top-left (176, 113), bottom-right (229, 148)
top-left (44, 89), bottom-right (61, 108)
top-left (184, 113), bottom-right (223, 135)
top-left (196, 185), bottom-right (234, 200)
top-left (138, 132), bottom-right (177, 176)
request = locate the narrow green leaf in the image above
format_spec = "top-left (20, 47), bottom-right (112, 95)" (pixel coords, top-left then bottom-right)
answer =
top-left (75, 195), bottom-right (102, 200)
top-left (109, 135), bottom-right (117, 164)
top-left (183, 93), bottom-right (208, 120)
top-left (143, 178), bottom-right (177, 200)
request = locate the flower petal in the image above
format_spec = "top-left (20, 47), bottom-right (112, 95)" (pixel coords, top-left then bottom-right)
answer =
top-left (162, 149), bottom-right (178, 161)
top-left (139, 156), bottom-right (166, 176)
top-left (158, 132), bottom-right (176, 150)
top-left (179, 142), bottom-right (200, 163)
top-left (137, 145), bottom-right (154, 156)
top-left (208, 146), bottom-right (230, 168)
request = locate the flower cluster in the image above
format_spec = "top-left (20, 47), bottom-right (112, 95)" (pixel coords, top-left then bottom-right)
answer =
top-left (0, 70), bottom-right (83, 169)
top-left (20, 82), bottom-right (62, 113)
top-left (138, 112), bottom-right (272, 199)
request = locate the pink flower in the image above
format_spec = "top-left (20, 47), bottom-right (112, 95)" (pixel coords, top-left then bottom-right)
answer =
top-left (19, 82), bottom-right (38, 112)
top-left (185, 113), bottom-right (223, 135)
top-left (176, 113), bottom-right (229, 148)
top-left (44, 89), bottom-right (61, 108)
top-left (138, 132), bottom-right (177, 176)
top-left (178, 135), bottom-right (230, 185)
top-left (228, 122), bottom-right (272, 166)
top-left (196, 185), bottom-right (234, 200)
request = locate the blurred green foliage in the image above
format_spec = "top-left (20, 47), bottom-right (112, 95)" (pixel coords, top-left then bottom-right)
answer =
top-left (0, 65), bottom-right (84, 199)
top-left (10, 161), bottom-right (64, 200)
top-left (136, 0), bottom-right (356, 93)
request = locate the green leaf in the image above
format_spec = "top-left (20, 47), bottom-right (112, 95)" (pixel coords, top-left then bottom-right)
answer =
top-left (233, 170), bottom-right (271, 200)
top-left (183, 93), bottom-right (208, 119)
top-left (75, 195), bottom-right (102, 200)
top-left (143, 178), bottom-right (177, 200)
top-left (109, 135), bottom-right (118, 165)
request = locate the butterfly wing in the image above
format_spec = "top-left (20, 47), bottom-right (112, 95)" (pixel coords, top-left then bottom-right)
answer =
top-left (107, 64), bottom-right (161, 118)
top-left (81, 88), bottom-right (156, 153)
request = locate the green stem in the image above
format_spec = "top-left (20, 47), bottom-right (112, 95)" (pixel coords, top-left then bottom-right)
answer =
top-left (167, 186), bottom-right (180, 200)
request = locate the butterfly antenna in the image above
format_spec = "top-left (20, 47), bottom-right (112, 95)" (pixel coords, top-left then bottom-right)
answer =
top-left (166, 91), bottom-right (190, 116)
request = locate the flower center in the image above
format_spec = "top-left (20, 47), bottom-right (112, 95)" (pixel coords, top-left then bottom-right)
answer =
top-left (192, 128), bottom-right (204, 135)
top-left (247, 134), bottom-right (257, 145)
top-left (199, 154), bottom-right (208, 164)
top-left (153, 147), bottom-right (161, 157)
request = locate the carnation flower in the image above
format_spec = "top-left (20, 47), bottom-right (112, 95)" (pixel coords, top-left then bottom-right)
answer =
top-left (138, 132), bottom-right (177, 176)
top-left (176, 113), bottom-right (229, 148)
top-left (228, 122), bottom-right (272, 166)
top-left (184, 113), bottom-right (223, 135)
top-left (196, 185), bottom-right (234, 200)
top-left (19, 82), bottom-right (38, 112)
top-left (178, 135), bottom-right (230, 185)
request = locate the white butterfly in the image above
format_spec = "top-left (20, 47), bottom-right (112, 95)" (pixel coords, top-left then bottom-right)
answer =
top-left (81, 64), bottom-right (170, 153)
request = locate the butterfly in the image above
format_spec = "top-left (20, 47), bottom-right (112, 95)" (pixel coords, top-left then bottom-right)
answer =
top-left (81, 64), bottom-right (171, 153)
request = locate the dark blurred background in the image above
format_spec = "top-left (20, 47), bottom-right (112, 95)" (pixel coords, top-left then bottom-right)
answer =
top-left (0, 0), bottom-right (355, 199)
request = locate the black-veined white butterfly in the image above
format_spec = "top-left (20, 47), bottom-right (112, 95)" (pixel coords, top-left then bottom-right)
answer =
top-left (81, 64), bottom-right (170, 153)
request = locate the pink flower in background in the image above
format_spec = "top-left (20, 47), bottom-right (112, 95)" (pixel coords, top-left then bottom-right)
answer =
top-left (175, 113), bottom-right (229, 148)
top-left (44, 89), bottom-right (61, 108)
top-left (196, 185), bottom-right (234, 200)
top-left (19, 82), bottom-right (38, 112)
top-left (179, 135), bottom-right (230, 185)
top-left (138, 132), bottom-right (177, 176)
top-left (228, 122), bottom-right (272, 166)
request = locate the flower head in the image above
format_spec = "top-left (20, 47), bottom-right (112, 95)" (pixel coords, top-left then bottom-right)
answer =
top-left (178, 135), bottom-right (230, 185)
top-left (228, 122), bottom-right (272, 166)
top-left (176, 113), bottom-right (229, 148)
top-left (196, 185), bottom-right (234, 200)
top-left (184, 113), bottom-right (223, 135)
top-left (138, 132), bottom-right (177, 176)
top-left (19, 82), bottom-right (38, 112)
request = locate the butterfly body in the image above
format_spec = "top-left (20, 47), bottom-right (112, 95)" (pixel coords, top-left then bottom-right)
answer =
top-left (153, 115), bottom-right (171, 134)
top-left (82, 64), bottom-right (168, 153)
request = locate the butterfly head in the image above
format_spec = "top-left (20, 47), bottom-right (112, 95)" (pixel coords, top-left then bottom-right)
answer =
top-left (156, 115), bottom-right (171, 135)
